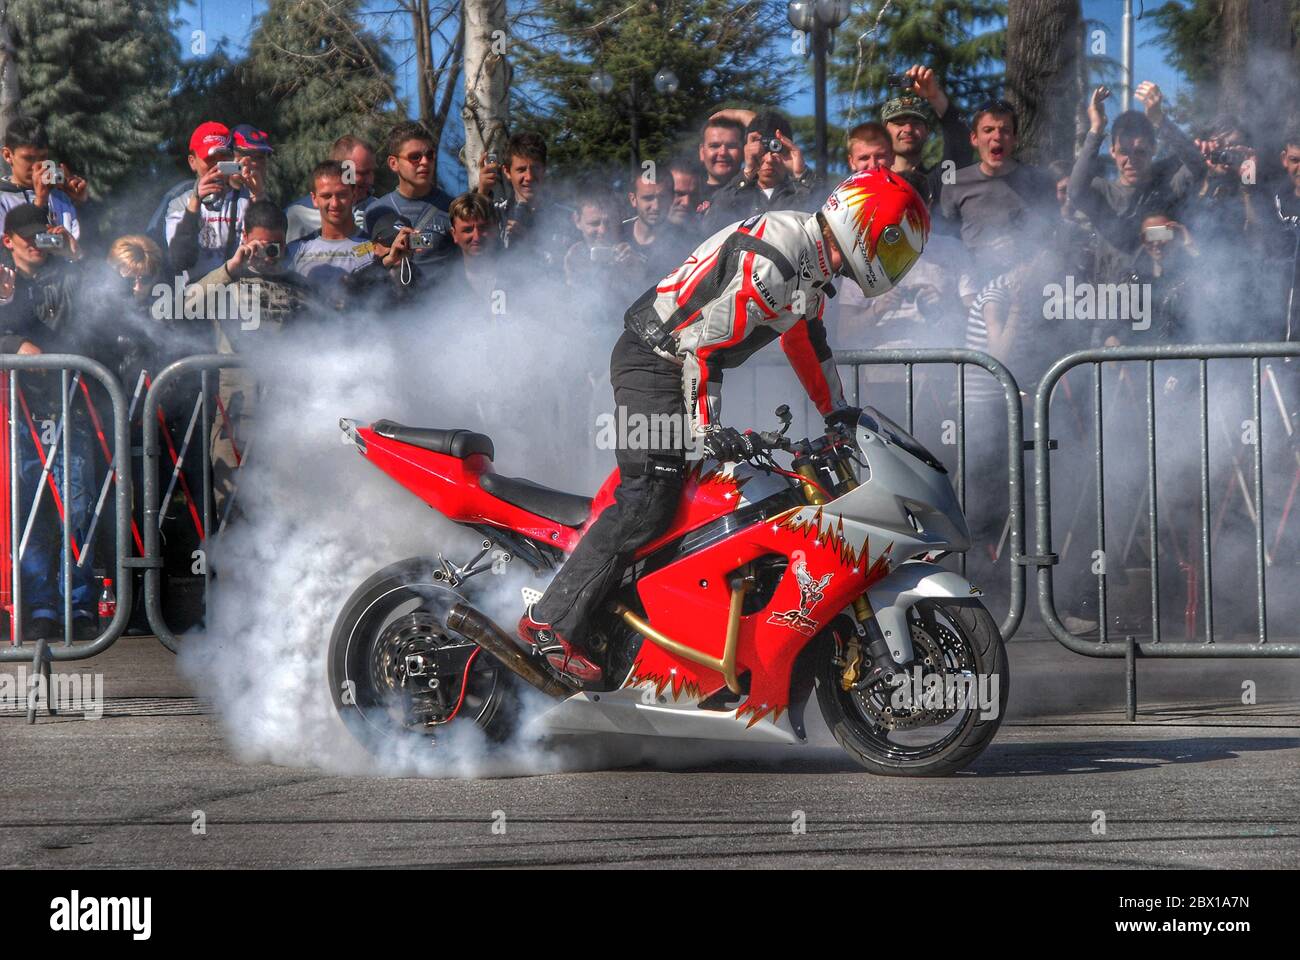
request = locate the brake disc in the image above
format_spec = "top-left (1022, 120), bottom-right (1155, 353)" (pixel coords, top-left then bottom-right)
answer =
top-left (849, 615), bottom-right (974, 731)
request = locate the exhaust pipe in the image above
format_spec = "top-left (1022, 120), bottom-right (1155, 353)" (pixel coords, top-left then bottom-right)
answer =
top-left (445, 603), bottom-right (572, 699)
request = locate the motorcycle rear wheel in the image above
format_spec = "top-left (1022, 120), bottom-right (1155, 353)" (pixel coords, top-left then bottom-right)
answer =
top-left (814, 597), bottom-right (1008, 777)
top-left (327, 558), bottom-right (520, 755)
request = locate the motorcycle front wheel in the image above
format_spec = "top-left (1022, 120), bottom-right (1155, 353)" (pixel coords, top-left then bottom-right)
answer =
top-left (815, 597), bottom-right (1009, 777)
top-left (327, 558), bottom-right (520, 755)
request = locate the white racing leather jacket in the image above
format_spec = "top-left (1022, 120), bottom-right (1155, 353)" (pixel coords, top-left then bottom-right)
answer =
top-left (623, 209), bottom-right (849, 437)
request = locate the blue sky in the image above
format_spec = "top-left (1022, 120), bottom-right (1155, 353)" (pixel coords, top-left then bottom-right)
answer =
top-left (177, 0), bottom-right (1190, 189)
top-left (179, 0), bottom-right (1188, 109)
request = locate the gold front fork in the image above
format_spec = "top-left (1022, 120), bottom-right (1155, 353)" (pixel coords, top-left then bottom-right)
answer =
top-left (797, 447), bottom-right (867, 691)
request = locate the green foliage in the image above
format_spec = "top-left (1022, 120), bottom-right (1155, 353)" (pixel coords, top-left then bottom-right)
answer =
top-left (240, 0), bottom-right (402, 201)
top-left (168, 0), bottom-right (402, 202)
top-left (9, 0), bottom-right (179, 195)
top-left (829, 0), bottom-right (1008, 127)
top-left (1146, 0), bottom-right (1223, 123)
top-left (512, 0), bottom-right (798, 175)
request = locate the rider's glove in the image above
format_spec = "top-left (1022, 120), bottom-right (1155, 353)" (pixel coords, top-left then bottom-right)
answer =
top-left (824, 406), bottom-right (862, 436)
top-left (702, 425), bottom-right (757, 463)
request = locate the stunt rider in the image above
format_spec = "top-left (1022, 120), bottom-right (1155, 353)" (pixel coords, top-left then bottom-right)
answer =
top-left (520, 168), bottom-right (930, 681)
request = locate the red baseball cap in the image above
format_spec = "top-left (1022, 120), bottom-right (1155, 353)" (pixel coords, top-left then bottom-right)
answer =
top-left (189, 121), bottom-right (233, 161)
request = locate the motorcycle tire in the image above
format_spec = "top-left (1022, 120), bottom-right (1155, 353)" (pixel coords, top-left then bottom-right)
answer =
top-left (328, 557), bottom-right (520, 754)
top-left (815, 597), bottom-right (1009, 777)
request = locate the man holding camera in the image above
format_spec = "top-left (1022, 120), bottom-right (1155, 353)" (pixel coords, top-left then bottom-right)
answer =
top-left (1068, 83), bottom-right (1205, 280)
top-left (184, 200), bottom-right (327, 520)
top-left (164, 121), bottom-right (265, 284)
top-left (0, 203), bottom-right (96, 640)
top-left (880, 65), bottom-right (973, 207)
top-left (0, 117), bottom-right (86, 240)
top-left (366, 122), bottom-right (456, 270)
top-left (477, 132), bottom-right (576, 267)
top-left (700, 112), bottom-right (818, 235)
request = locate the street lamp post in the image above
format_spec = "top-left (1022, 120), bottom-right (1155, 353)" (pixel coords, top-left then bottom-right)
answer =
top-left (589, 66), bottom-right (679, 176)
top-left (788, 0), bottom-right (850, 178)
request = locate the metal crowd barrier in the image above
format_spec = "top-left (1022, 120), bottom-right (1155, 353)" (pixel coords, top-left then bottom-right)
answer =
top-left (0, 355), bottom-right (134, 722)
top-left (141, 354), bottom-right (241, 652)
top-left (1031, 343), bottom-right (1300, 712)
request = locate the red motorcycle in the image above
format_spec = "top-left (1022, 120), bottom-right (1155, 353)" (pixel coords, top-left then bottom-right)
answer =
top-left (329, 404), bottom-right (1008, 776)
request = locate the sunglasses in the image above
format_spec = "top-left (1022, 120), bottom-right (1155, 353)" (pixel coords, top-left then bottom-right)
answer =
top-left (401, 149), bottom-right (435, 164)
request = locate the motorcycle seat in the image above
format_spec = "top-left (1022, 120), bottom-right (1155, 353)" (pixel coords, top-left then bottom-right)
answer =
top-left (371, 420), bottom-right (494, 460)
top-left (478, 473), bottom-right (593, 527)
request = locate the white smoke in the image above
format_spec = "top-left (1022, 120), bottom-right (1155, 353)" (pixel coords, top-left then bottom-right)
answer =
top-left (174, 277), bottom-right (630, 777)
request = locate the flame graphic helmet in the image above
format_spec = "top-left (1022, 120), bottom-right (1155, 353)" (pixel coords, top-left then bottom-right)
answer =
top-left (818, 168), bottom-right (929, 297)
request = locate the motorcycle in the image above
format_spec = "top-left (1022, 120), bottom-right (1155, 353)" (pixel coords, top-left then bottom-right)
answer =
top-left (329, 404), bottom-right (1008, 776)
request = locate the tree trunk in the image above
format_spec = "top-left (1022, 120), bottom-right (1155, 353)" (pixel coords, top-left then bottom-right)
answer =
top-left (0, 0), bottom-right (21, 145)
top-left (1218, 0), bottom-right (1294, 136)
top-left (461, 0), bottom-right (509, 189)
top-left (1004, 0), bottom-right (1084, 167)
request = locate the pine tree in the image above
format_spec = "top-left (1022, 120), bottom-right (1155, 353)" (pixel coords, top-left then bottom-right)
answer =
top-left (241, 0), bottom-right (402, 202)
top-left (511, 0), bottom-right (797, 175)
top-left (1150, 0), bottom-right (1299, 135)
top-left (9, 0), bottom-right (178, 195)
top-left (829, 0), bottom-right (1008, 138)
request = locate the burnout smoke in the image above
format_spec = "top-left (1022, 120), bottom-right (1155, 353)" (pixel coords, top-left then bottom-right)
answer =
top-left (175, 273), bottom-right (628, 777)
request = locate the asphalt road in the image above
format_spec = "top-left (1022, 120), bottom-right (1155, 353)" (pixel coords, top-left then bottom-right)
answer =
top-left (2, 633), bottom-right (1298, 869)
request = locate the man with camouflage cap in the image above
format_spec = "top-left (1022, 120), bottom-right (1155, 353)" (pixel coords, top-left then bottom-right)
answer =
top-left (881, 65), bottom-right (973, 207)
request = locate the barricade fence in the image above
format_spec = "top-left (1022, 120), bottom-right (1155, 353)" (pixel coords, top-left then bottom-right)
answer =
top-left (6, 345), bottom-right (1299, 724)
top-left (1031, 343), bottom-right (1300, 670)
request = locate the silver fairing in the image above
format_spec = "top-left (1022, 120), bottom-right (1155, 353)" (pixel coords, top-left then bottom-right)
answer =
top-left (830, 414), bottom-right (971, 558)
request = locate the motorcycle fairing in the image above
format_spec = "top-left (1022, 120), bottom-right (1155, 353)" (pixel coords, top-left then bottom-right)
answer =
top-left (626, 503), bottom-right (894, 727)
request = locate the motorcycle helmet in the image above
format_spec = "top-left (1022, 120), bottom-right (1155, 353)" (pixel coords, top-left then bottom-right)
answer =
top-left (819, 167), bottom-right (929, 298)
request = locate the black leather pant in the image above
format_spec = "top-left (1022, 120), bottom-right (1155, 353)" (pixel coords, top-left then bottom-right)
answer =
top-left (532, 330), bottom-right (686, 642)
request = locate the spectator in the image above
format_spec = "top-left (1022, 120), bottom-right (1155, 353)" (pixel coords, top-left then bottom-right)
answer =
top-left (287, 160), bottom-right (372, 307)
top-left (0, 116), bottom-right (86, 239)
top-left (438, 191), bottom-right (503, 304)
top-left (701, 111), bottom-right (817, 233)
top-left (492, 132), bottom-right (575, 265)
top-left (0, 203), bottom-right (95, 640)
top-left (938, 99), bottom-right (1058, 289)
top-left (95, 235), bottom-right (204, 385)
top-left (365, 121), bottom-right (456, 268)
top-left (1122, 213), bottom-right (1200, 343)
top-left (846, 122), bottom-right (895, 173)
top-left (563, 190), bottom-right (621, 288)
top-left (1263, 122), bottom-right (1300, 341)
top-left (666, 156), bottom-right (705, 233)
top-left (287, 134), bottom-right (378, 241)
top-left (696, 115), bottom-right (745, 208)
top-left (163, 121), bottom-right (262, 283)
top-left (229, 124), bottom-right (276, 206)
top-left (1068, 83), bottom-right (1205, 279)
top-left (836, 126), bottom-right (965, 349)
top-left (184, 200), bottom-right (326, 520)
top-left (881, 66), bottom-right (974, 206)
top-left (341, 210), bottom-right (425, 310)
top-left (1049, 158), bottom-right (1102, 284)
top-left (616, 169), bottom-right (680, 291)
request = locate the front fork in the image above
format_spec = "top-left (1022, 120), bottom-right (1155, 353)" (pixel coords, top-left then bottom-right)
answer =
top-left (794, 454), bottom-right (910, 691)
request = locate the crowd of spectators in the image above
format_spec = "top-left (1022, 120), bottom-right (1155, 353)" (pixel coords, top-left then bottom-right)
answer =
top-left (2, 71), bottom-right (1300, 637)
